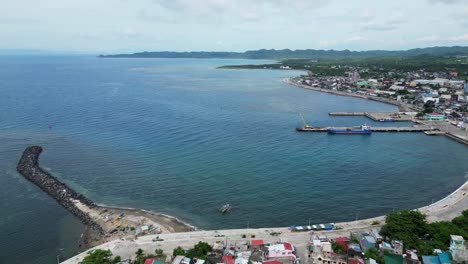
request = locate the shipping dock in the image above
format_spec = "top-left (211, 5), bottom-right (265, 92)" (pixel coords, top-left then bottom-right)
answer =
top-left (296, 126), bottom-right (437, 132)
top-left (329, 112), bottom-right (414, 122)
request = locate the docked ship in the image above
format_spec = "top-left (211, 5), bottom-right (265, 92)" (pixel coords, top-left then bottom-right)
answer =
top-left (327, 124), bottom-right (372, 134)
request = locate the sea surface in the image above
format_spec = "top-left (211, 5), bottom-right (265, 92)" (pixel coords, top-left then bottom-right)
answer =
top-left (0, 56), bottom-right (467, 263)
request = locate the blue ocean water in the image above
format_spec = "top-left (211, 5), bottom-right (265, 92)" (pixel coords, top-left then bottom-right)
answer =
top-left (0, 56), bottom-right (467, 263)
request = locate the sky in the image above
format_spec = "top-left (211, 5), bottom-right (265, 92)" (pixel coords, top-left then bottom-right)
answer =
top-left (1, 0), bottom-right (468, 53)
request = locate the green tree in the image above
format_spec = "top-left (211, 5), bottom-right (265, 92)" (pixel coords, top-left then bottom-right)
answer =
top-left (155, 248), bottom-right (166, 258)
top-left (364, 247), bottom-right (384, 264)
top-left (423, 101), bottom-right (435, 113)
top-left (452, 210), bottom-right (468, 233)
top-left (79, 249), bottom-right (121, 264)
top-left (186, 241), bottom-right (212, 259)
top-left (173, 246), bottom-right (186, 256)
top-left (380, 210), bottom-right (428, 250)
top-left (134, 248), bottom-right (147, 264)
top-left (396, 89), bottom-right (411, 95)
top-left (331, 242), bottom-right (345, 254)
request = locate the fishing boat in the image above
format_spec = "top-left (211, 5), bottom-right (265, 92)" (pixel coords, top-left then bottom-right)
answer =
top-left (220, 204), bottom-right (232, 214)
top-left (328, 124), bottom-right (372, 134)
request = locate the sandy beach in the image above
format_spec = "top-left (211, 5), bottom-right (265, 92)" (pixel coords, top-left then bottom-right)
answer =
top-left (74, 200), bottom-right (194, 249)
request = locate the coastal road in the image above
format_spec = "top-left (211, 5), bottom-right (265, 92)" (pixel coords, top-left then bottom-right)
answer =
top-left (61, 226), bottom-right (373, 264)
top-left (61, 181), bottom-right (468, 264)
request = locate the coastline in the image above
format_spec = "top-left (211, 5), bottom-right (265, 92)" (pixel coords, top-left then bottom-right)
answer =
top-left (284, 77), bottom-right (468, 145)
top-left (16, 146), bottom-right (194, 252)
top-left (95, 204), bottom-right (198, 232)
top-left (17, 144), bottom-right (467, 263)
top-left (282, 78), bottom-right (417, 112)
top-left (62, 180), bottom-right (468, 264)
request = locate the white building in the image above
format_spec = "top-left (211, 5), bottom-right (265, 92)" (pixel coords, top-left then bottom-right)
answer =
top-left (422, 96), bottom-right (439, 104)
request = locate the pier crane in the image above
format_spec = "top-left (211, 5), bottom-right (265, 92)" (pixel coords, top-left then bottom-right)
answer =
top-left (299, 113), bottom-right (312, 129)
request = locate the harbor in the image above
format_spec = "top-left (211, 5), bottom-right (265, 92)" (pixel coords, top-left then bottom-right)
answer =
top-left (297, 112), bottom-right (468, 143)
top-left (296, 126), bottom-right (436, 132)
top-left (328, 112), bottom-right (414, 122)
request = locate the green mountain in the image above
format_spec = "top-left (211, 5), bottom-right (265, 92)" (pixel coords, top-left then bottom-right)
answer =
top-left (99, 46), bottom-right (468, 60)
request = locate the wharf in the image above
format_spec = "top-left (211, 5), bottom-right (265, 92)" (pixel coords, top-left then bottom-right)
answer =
top-left (424, 131), bottom-right (446, 136)
top-left (297, 126), bottom-right (436, 132)
top-left (329, 112), bottom-right (365, 116)
top-left (329, 112), bottom-right (414, 122)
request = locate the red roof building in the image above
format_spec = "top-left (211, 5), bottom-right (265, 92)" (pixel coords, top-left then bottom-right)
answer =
top-left (263, 261), bottom-right (283, 264)
top-left (283, 242), bottom-right (293, 251)
top-left (348, 259), bottom-right (364, 264)
top-left (334, 237), bottom-right (349, 251)
top-left (251, 240), bottom-right (264, 246)
top-left (144, 260), bottom-right (153, 264)
top-left (222, 255), bottom-right (235, 264)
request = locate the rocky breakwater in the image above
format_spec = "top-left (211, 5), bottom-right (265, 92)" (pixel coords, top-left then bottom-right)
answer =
top-left (17, 146), bottom-right (105, 235)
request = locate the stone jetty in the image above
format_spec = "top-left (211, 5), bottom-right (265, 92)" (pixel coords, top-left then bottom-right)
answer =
top-left (16, 146), bottom-right (105, 234)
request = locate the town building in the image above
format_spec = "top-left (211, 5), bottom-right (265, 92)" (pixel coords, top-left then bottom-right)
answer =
top-left (421, 252), bottom-right (450, 264)
top-left (265, 242), bottom-right (297, 263)
top-left (425, 113), bottom-right (444, 121)
top-left (449, 235), bottom-right (468, 262)
top-left (349, 71), bottom-right (360, 83)
top-left (310, 239), bottom-right (346, 264)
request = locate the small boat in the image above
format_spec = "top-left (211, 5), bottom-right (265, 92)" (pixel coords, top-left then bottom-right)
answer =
top-left (328, 124), bottom-right (372, 134)
top-left (220, 204), bottom-right (232, 214)
top-left (379, 119), bottom-right (395, 122)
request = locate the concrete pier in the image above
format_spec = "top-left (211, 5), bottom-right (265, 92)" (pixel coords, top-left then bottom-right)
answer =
top-left (328, 112), bottom-right (414, 122)
top-left (297, 126), bottom-right (436, 132)
top-left (329, 112), bottom-right (365, 116)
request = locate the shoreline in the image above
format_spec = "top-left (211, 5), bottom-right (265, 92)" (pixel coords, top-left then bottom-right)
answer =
top-left (62, 180), bottom-right (468, 264)
top-left (95, 204), bottom-right (199, 232)
top-left (284, 78), bottom-right (468, 145)
top-left (282, 78), bottom-right (417, 112)
top-left (16, 146), bottom-right (194, 252)
top-left (16, 144), bottom-right (467, 263)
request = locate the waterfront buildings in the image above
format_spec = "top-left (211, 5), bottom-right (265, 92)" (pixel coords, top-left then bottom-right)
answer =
top-left (424, 113), bottom-right (444, 121)
top-left (266, 242), bottom-right (296, 262)
top-left (349, 71), bottom-right (360, 83)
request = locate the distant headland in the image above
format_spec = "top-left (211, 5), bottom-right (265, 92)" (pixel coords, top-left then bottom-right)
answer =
top-left (98, 46), bottom-right (468, 60)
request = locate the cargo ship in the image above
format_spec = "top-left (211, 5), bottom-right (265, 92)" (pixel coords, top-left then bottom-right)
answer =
top-left (328, 124), bottom-right (372, 134)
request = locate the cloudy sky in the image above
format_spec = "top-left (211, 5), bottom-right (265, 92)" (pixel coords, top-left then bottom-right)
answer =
top-left (1, 0), bottom-right (468, 53)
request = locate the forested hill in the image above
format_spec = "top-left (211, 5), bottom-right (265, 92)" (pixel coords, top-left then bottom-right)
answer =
top-left (99, 46), bottom-right (468, 60)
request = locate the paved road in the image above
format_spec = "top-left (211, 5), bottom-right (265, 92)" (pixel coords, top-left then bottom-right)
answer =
top-left (62, 182), bottom-right (468, 264)
top-left (62, 226), bottom-right (373, 264)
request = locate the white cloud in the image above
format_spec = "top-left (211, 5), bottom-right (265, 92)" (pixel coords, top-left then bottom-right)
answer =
top-left (428, 0), bottom-right (465, 3)
top-left (0, 0), bottom-right (466, 52)
top-left (416, 35), bottom-right (441, 42)
top-left (449, 33), bottom-right (468, 41)
top-left (347, 36), bottom-right (368, 42)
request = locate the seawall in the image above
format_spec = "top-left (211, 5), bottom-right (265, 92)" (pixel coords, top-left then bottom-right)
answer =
top-left (16, 146), bottom-right (105, 234)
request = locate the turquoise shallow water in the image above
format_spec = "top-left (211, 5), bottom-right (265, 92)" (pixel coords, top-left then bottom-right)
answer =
top-left (0, 56), bottom-right (467, 263)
